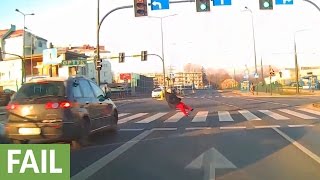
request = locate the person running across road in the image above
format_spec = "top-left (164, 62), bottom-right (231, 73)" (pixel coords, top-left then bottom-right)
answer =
top-left (165, 88), bottom-right (193, 116)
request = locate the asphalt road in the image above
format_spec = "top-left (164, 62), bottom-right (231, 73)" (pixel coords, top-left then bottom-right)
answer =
top-left (2, 90), bottom-right (320, 179)
top-left (69, 90), bottom-right (320, 180)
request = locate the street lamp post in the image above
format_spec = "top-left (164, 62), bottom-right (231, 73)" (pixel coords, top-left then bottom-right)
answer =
top-left (243, 7), bottom-right (258, 94)
top-left (15, 9), bottom-right (34, 83)
top-left (149, 14), bottom-right (177, 91)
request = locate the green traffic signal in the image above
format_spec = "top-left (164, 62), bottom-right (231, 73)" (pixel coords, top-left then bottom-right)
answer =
top-left (259, 0), bottom-right (273, 10)
top-left (196, 0), bottom-right (210, 12)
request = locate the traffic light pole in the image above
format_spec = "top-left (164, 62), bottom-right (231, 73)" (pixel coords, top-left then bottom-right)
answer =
top-left (96, 0), bottom-right (195, 86)
top-left (303, 0), bottom-right (320, 12)
top-left (270, 75), bottom-right (272, 96)
top-left (148, 54), bottom-right (166, 94)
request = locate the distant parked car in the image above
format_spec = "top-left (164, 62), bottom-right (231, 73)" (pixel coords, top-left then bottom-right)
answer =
top-left (5, 76), bottom-right (118, 145)
top-left (152, 88), bottom-right (163, 98)
top-left (0, 89), bottom-right (15, 106)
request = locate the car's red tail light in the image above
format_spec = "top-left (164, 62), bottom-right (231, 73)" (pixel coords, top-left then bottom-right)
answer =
top-left (6, 103), bottom-right (18, 110)
top-left (45, 101), bottom-right (71, 109)
top-left (60, 101), bottom-right (71, 108)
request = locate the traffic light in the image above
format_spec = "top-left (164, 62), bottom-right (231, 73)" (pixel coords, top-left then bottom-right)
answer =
top-left (119, 52), bottom-right (125, 63)
top-left (279, 71), bottom-right (282, 78)
top-left (196, 0), bottom-right (210, 12)
top-left (141, 51), bottom-right (147, 61)
top-left (259, 0), bottom-right (273, 10)
top-left (269, 67), bottom-right (275, 76)
top-left (95, 57), bottom-right (102, 70)
top-left (134, 0), bottom-right (148, 17)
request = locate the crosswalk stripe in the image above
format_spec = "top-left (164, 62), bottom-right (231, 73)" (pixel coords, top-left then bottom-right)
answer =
top-left (191, 111), bottom-right (208, 122)
top-left (215, 96), bottom-right (219, 97)
top-left (118, 113), bottom-right (148, 124)
top-left (278, 109), bottom-right (317, 119)
top-left (135, 112), bottom-right (167, 123)
top-left (259, 110), bottom-right (290, 120)
top-left (239, 110), bottom-right (261, 121)
top-left (298, 108), bottom-right (320, 116)
top-left (218, 111), bottom-right (234, 122)
top-left (119, 113), bottom-right (129, 118)
top-left (164, 112), bottom-right (185, 122)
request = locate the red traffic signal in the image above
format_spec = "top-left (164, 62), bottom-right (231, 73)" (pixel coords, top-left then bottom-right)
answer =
top-left (134, 0), bottom-right (148, 17)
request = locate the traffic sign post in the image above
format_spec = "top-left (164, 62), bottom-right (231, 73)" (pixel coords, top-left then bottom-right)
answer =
top-left (151, 0), bottom-right (170, 10)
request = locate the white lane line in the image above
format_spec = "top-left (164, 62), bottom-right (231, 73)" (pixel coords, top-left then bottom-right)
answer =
top-left (201, 96), bottom-right (205, 98)
top-left (153, 128), bottom-right (177, 131)
top-left (191, 111), bottom-right (208, 122)
top-left (118, 113), bottom-right (148, 124)
top-left (278, 109), bottom-right (317, 119)
top-left (118, 113), bottom-right (129, 118)
top-left (255, 125), bottom-right (281, 129)
top-left (218, 111), bottom-right (234, 122)
top-left (220, 126), bottom-right (246, 130)
top-left (273, 127), bottom-right (320, 164)
top-left (259, 110), bottom-right (290, 120)
top-left (71, 130), bottom-right (153, 180)
top-left (215, 96), bottom-right (219, 97)
top-left (135, 112), bottom-right (167, 123)
top-left (298, 108), bottom-right (320, 116)
top-left (164, 112), bottom-right (185, 123)
top-left (185, 127), bottom-right (212, 130)
top-left (288, 124), bottom-right (315, 128)
top-left (239, 110), bottom-right (261, 121)
top-left (119, 128), bottom-right (144, 131)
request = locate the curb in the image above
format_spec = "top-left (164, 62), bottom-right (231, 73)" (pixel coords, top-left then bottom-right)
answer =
top-left (0, 112), bottom-right (6, 115)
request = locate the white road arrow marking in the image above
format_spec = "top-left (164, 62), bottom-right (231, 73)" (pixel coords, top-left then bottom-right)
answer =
top-left (152, 1), bottom-right (162, 9)
top-left (186, 147), bottom-right (236, 180)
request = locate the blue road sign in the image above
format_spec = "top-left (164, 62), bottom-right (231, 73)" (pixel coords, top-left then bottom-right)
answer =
top-left (213, 0), bottom-right (232, 6)
top-left (151, 0), bottom-right (170, 10)
top-left (276, 0), bottom-right (293, 5)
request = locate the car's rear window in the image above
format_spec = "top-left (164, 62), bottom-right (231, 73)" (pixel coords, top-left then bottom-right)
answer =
top-left (154, 88), bottom-right (162, 92)
top-left (14, 81), bottom-right (65, 99)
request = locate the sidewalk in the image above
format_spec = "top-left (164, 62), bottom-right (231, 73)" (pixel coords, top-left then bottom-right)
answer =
top-left (234, 90), bottom-right (320, 110)
top-left (233, 90), bottom-right (320, 98)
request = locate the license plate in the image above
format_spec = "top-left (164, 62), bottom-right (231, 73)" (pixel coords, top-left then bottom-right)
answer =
top-left (18, 128), bottom-right (41, 135)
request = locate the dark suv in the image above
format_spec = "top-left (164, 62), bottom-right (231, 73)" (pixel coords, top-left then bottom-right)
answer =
top-left (4, 76), bottom-right (118, 145)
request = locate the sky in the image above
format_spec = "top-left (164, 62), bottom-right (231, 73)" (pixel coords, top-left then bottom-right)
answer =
top-left (1, 0), bottom-right (320, 75)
